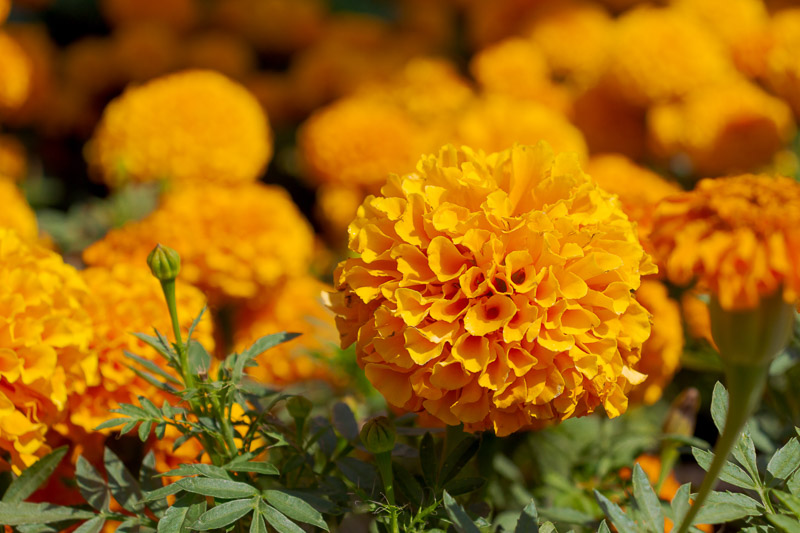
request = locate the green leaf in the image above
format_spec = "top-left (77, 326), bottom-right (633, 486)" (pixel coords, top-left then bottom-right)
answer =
top-left (189, 463), bottom-right (233, 480)
top-left (442, 491), bottom-right (481, 533)
top-left (186, 306), bottom-right (207, 344)
top-left (176, 477), bottom-right (258, 499)
top-left (393, 463), bottom-right (424, 506)
top-left (420, 432), bottom-right (437, 488)
top-left (193, 498), bottom-right (253, 531)
top-left (76, 456), bottom-right (110, 512)
top-left (733, 430), bottom-right (760, 485)
top-left (260, 502), bottom-right (304, 533)
top-left (131, 332), bottom-right (175, 360)
top-left (710, 382), bottom-right (729, 433)
top-left (123, 351), bottom-right (181, 384)
top-left (774, 490), bottom-right (800, 519)
top-left (691, 447), bottom-right (757, 490)
top-left (670, 483), bottom-right (692, 531)
top-left (235, 333), bottom-right (300, 381)
top-left (632, 463), bottom-right (664, 533)
top-left (2, 446), bottom-right (68, 503)
top-left (336, 457), bottom-right (379, 492)
top-left (693, 491), bottom-right (761, 524)
top-left (139, 452), bottom-right (168, 517)
top-left (187, 341), bottom-right (212, 377)
top-left (157, 493), bottom-right (204, 533)
top-left (94, 418), bottom-right (129, 431)
top-left (594, 490), bottom-right (637, 533)
top-left (515, 501), bottom-right (538, 533)
top-left (104, 448), bottom-right (143, 513)
top-left (331, 402), bottom-right (358, 441)
top-left (597, 520), bottom-right (611, 533)
top-left (767, 514), bottom-right (800, 533)
top-left (262, 490), bottom-right (329, 531)
top-left (0, 502), bottom-right (95, 525)
top-left (73, 516), bottom-right (105, 533)
top-left (438, 435), bottom-right (480, 487)
top-left (768, 438), bottom-right (800, 482)
top-left (249, 513), bottom-right (268, 533)
top-left (442, 477), bottom-right (485, 497)
top-left (141, 483), bottom-right (182, 503)
top-left (138, 420), bottom-right (154, 441)
top-left (538, 507), bottom-right (594, 525)
top-left (223, 461), bottom-right (279, 476)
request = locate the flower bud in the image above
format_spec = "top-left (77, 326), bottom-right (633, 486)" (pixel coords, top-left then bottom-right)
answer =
top-left (286, 396), bottom-right (313, 420)
top-left (147, 244), bottom-right (181, 282)
top-left (360, 416), bottom-right (396, 455)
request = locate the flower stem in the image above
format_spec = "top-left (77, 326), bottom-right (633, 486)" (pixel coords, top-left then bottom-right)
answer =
top-left (674, 362), bottom-right (769, 533)
top-left (375, 451), bottom-right (399, 533)
top-left (160, 279), bottom-right (195, 390)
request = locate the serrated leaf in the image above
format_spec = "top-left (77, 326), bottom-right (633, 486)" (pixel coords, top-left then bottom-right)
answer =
top-left (331, 402), bottom-right (358, 441)
top-left (594, 490), bottom-right (637, 533)
top-left (632, 463), bottom-right (664, 533)
top-left (73, 516), bottom-right (105, 533)
top-left (187, 341), bottom-right (211, 377)
top-left (597, 520), bottom-right (611, 533)
top-left (768, 438), bottom-right (800, 482)
top-left (129, 367), bottom-right (177, 394)
top-left (104, 448), bottom-right (143, 513)
top-left (157, 464), bottom-right (200, 478)
top-left (693, 491), bottom-right (761, 524)
top-left (262, 490), bottom-right (329, 531)
top-left (443, 477), bottom-right (485, 497)
top-left (260, 502), bottom-right (304, 533)
top-left (223, 461), bottom-right (279, 476)
top-left (94, 418), bottom-right (129, 431)
top-left (192, 498), bottom-right (253, 531)
top-left (670, 483), bottom-right (692, 531)
top-left (438, 435), bottom-right (480, 487)
top-left (733, 430), bottom-right (760, 485)
top-left (186, 307), bottom-right (207, 344)
top-left (774, 490), bottom-right (800, 519)
top-left (767, 513), bottom-right (800, 532)
top-left (393, 463), bottom-right (423, 506)
top-left (138, 420), bottom-right (154, 441)
top-left (131, 332), bottom-right (175, 360)
top-left (691, 447), bottom-right (757, 490)
top-left (442, 491), bottom-right (481, 533)
top-left (121, 420), bottom-right (138, 436)
top-left (0, 502), bottom-right (95, 525)
top-left (157, 493), bottom-right (204, 533)
top-left (190, 463), bottom-right (233, 480)
top-left (235, 333), bottom-right (300, 382)
top-left (114, 519), bottom-right (141, 533)
top-left (76, 456), bottom-right (110, 512)
top-left (2, 446), bottom-right (68, 503)
top-left (515, 501), bottom-right (538, 533)
top-left (123, 351), bottom-right (181, 384)
top-left (141, 483), bottom-right (182, 504)
top-left (176, 477), bottom-right (258, 499)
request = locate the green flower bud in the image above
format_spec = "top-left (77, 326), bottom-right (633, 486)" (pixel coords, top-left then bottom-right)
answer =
top-left (147, 244), bottom-right (181, 282)
top-left (286, 396), bottom-right (313, 420)
top-left (360, 416), bottom-right (396, 455)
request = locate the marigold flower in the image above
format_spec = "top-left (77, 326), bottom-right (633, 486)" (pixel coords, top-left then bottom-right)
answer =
top-left (86, 69), bottom-right (272, 188)
top-left (603, 6), bottom-right (735, 107)
top-left (648, 81), bottom-right (795, 177)
top-left (0, 180), bottom-right (37, 241)
top-left (67, 265), bottom-right (213, 433)
top-left (234, 276), bottom-right (339, 387)
top-left (629, 280), bottom-right (684, 405)
top-left (0, 135), bottom-right (26, 181)
top-left (765, 9), bottom-right (800, 118)
top-left (0, 229), bottom-right (95, 472)
top-left (0, 31), bottom-right (32, 111)
top-left (681, 291), bottom-right (715, 348)
top-left (586, 154), bottom-right (682, 244)
top-left (651, 174), bottom-right (800, 310)
top-left (329, 142), bottom-right (656, 436)
top-left (83, 184), bottom-right (315, 303)
top-left (455, 96), bottom-right (588, 163)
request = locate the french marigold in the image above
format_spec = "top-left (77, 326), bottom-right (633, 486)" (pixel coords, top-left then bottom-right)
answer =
top-left (648, 80), bottom-right (795, 177)
top-left (86, 69), bottom-right (272, 188)
top-left (83, 183), bottom-right (315, 303)
top-left (67, 264), bottom-right (214, 434)
top-left (603, 6), bottom-right (735, 107)
top-left (764, 9), bottom-right (800, 118)
top-left (234, 276), bottom-right (339, 387)
top-left (651, 174), bottom-right (800, 310)
top-left (0, 31), bottom-right (32, 111)
top-left (0, 179), bottom-right (37, 241)
top-left (585, 154), bottom-right (682, 244)
top-left (328, 142), bottom-right (656, 436)
top-left (629, 280), bottom-right (684, 405)
top-left (0, 229), bottom-right (96, 472)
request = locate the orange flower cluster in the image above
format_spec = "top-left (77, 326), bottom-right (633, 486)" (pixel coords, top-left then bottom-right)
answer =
top-left (651, 174), bottom-right (800, 310)
top-left (329, 143), bottom-right (656, 436)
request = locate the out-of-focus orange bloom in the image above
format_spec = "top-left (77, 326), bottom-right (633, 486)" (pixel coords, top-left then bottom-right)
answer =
top-left (462, 0), bottom-right (539, 50)
top-left (0, 180), bottom-right (37, 240)
top-left (3, 24), bottom-right (56, 127)
top-left (648, 80), bottom-right (795, 177)
top-left (183, 31), bottom-right (257, 81)
top-left (681, 292), bottom-right (716, 348)
top-left (111, 23), bottom-right (181, 83)
top-left (0, 0), bottom-right (9, 24)
top-left (764, 8), bottom-right (800, 118)
top-left (651, 174), bottom-right (800, 310)
top-left (100, 0), bottom-right (198, 32)
top-left (572, 85), bottom-right (647, 160)
top-left (62, 37), bottom-right (121, 97)
top-left (0, 31), bottom-right (32, 112)
top-left (0, 134), bottom-right (27, 182)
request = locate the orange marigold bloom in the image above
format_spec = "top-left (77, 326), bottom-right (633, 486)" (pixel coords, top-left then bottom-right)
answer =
top-left (765, 8), bottom-right (800, 118)
top-left (0, 31), bottom-right (32, 112)
top-left (234, 276), bottom-right (339, 387)
top-left (629, 280), bottom-right (684, 405)
top-left (0, 229), bottom-right (95, 473)
top-left (86, 69), bottom-right (272, 188)
top-left (651, 174), bottom-right (800, 310)
top-left (603, 6), bottom-right (735, 107)
top-left (83, 184), bottom-right (315, 303)
top-left (681, 291), bottom-right (716, 347)
top-left (586, 154), bottom-right (682, 244)
top-left (68, 265), bottom-right (213, 433)
top-left (648, 80), bottom-right (795, 177)
top-left (328, 142), bottom-right (656, 436)
top-left (0, 180), bottom-right (37, 241)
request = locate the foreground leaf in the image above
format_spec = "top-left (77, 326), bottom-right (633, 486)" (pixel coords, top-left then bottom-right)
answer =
top-left (192, 499), bottom-right (253, 531)
top-left (104, 448), bottom-right (143, 513)
top-left (442, 491), bottom-right (480, 533)
top-left (632, 463), bottom-right (664, 533)
top-left (2, 447), bottom-right (68, 503)
top-left (0, 502), bottom-right (95, 525)
top-left (262, 490), bottom-right (329, 531)
top-left (176, 477), bottom-right (258, 499)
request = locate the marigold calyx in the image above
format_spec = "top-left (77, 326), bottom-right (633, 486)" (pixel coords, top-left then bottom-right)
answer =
top-left (286, 396), bottom-right (313, 420)
top-left (360, 416), bottom-right (396, 455)
top-left (147, 243), bottom-right (181, 281)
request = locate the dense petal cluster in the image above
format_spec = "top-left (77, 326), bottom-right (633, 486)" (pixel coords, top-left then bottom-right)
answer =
top-left (234, 276), bottom-right (339, 387)
top-left (86, 69), bottom-right (272, 187)
top-left (83, 184), bottom-right (315, 303)
top-left (0, 180), bottom-right (37, 241)
top-left (651, 174), bottom-right (800, 310)
top-left (0, 229), bottom-right (95, 472)
top-left (68, 264), bottom-right (214, 433)
top-left (329, 143), bottom-right (656, 436)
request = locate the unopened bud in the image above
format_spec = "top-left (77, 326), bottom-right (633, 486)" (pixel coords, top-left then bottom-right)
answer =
top-left (286, 396), bottom-right (313, 420)
top-left (147, 244), bottom-right (181, 282)
top-left (360, 416), bottom-right (396, 455)
top-left (663, 388), bottom-right (700, 437)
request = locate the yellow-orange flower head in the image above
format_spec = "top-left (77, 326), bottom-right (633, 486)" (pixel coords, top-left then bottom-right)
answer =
top-left (0, 229), bottom-right (95, 472)
top-left (68, 264), bottom-right (214, 434)
top-left (83, 184), bottom-right (315, 303)
top-left (651, 174), bottom-right (800, 310)
top-left (0, 31), bottom-right (33, 112)
top-left (0, 180), bottom-right (37, 241)
top-left (328, 142), bottom-right (657, 436)
top-left (234, 276), bottom-right (339, 387)
top-left (86, 69), bottom-right (272, 188)
top-left (765, 8), bottom-right (800, 118)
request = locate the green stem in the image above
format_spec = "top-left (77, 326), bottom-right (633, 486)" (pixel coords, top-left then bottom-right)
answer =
top-left (375, 452), bottom-right (399, 533)
top-left (160, 279), bottom-right (196, 390)
top-left (674, 362), bottom-right (770, 533)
